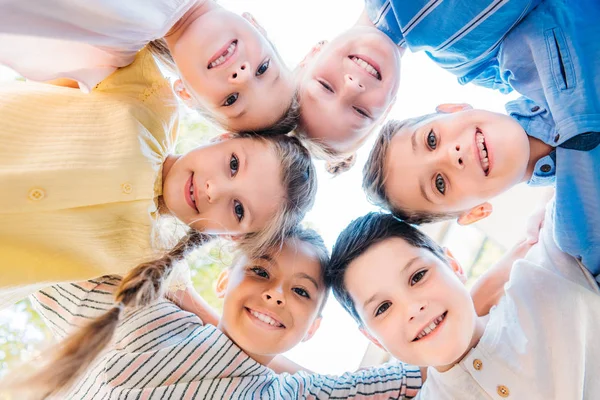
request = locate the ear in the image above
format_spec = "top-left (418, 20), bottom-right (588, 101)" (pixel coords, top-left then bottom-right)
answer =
top-left (302, 317), bottom-right (322, 342)
top-left (215, 269), bottom-right (230, 299)
top-left (298, 41), bottom-right (328, 68)
top-left (435, 103), bottom-right (473, 114)
top-left (242, 12), bottom-right (268, 37)
top-left (173, 79), bottom-right (197, 108)
top-left (358, 326), bottom-right (386, 351)
top-left (209, 132), bottom-right (236, 143)
top-left (457, 202), bottom-right (493, 226)
top-left (443, 248), bottom-right (467, 283)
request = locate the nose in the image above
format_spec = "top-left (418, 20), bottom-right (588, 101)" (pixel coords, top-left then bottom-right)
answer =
top-left (229, 61), bottom-right (251, 84)
top-left (205, 180), bottom-right (231, 204)
top-left (408, 301), bottom-right (427, 322)
top-left (262, 286), bottom-right (285, 306)
top-left (344, 73), bottom-right (365, 94)
top-left (444, 143), bottom-right (465, 170)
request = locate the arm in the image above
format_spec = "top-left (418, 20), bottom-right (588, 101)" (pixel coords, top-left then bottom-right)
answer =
top-left (44, 78), bottom-right (79, 88)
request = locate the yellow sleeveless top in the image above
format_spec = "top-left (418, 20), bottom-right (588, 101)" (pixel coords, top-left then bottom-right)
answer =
top-left (0, 49), bottom-right (179, 308)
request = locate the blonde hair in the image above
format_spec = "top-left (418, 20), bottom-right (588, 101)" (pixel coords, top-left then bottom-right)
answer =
top-left (14, 134), bottom-right (316, 397)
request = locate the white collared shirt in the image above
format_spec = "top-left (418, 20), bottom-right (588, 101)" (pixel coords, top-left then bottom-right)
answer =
top-left (419, 202), bottom-right (600, 399)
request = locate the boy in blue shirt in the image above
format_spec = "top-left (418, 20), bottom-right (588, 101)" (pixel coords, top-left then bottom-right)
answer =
top-left (362, 0), bottom-right (600, 277)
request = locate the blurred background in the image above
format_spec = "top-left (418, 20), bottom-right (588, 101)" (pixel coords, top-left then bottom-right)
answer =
top-left (0, 0), bottom-right (549, 378)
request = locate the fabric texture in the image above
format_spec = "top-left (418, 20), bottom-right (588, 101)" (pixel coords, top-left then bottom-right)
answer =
top-left (0, 49), bottom-right (179, 309)
top-left (30, 278), bottom-right (422, 399)
top-left (418, 202), bottom-right (600, 399)
top-left (0, 0), bottom-right (194, 91)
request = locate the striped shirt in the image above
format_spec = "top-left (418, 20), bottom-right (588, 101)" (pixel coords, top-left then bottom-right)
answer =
top-left (365, 0), bottom-right (542, 89)
top-left (31, 277), bottom-right (422, 399)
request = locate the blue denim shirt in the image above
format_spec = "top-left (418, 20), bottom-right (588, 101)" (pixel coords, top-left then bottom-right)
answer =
top-left (364, 0), bottom-right (542, 88)
top-left (507, 96), bottom-right (600, 279)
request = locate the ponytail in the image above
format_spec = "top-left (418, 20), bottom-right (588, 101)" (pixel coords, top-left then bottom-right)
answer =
top-left (17, 230), bottom-right (211, 398)
top-left (147, 39), bottom-right (177, 73)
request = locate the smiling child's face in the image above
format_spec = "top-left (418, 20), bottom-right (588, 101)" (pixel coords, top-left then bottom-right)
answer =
top-left (172, 9), bottom-right (295, 132)
top-left (218, 239), bottom-right (326, 363)
top-left (297, 26), bottom-right (401, 153)
top-left (345, 237), bottom-right (477, 367)
top-left (385, 109), bottom-right (530, 217)
top-left (162, 137), bottom-right (284, 235)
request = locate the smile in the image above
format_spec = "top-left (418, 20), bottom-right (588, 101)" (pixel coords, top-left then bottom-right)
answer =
top-left (185, 174), bottom-right (199, 213)
top-left (476, 128), bottom-right (490, 176)
top-left (207, 40), bottom-right (237, 69)
top-left (245, 307), bottom-right (285, 329)
top-left (413, 311), bottom-right (447, 342)
top-left (349, 55), bottom-right (381, 80)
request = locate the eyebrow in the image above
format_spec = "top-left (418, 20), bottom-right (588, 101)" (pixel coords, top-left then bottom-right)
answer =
top-left (295, 272), bottom-right (320, 290)
top-left (362, 256), bottom-right (420, 310)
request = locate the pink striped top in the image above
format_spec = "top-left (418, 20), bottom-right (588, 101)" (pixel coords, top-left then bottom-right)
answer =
top-left (31, 276), bottom-right (422, 399)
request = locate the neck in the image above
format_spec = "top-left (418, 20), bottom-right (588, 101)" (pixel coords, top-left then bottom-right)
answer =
top-left (522, 135), bottom-right (553, 183)
top-left (435, 314), bottom-right (489, 373)
top-left (164, 0), bottom-right (217, 47)
top-left (356, 8), bottom-right (377, 28)
top-left (217, 321), bottom-right (274, 366)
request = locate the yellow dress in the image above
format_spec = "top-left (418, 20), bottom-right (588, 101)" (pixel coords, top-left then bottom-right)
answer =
top-left (0, 49), bottom-right (179, 308)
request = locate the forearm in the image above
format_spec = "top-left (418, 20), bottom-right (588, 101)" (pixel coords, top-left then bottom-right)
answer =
top-left (268, 355), bottom-right (313, 374)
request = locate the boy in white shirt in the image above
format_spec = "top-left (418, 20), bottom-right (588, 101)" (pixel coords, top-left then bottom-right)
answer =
top-left (327, 208), bottom-right (600, 399)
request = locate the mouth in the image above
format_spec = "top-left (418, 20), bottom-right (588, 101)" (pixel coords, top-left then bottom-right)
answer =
top-left (245, 307), bottom-right (285, 329)
top-left (207, 40), bottom-right (238, 69)
top-left (349, 55), bottom-right (381, 80)
top-left (184, 173), bottom-right (199, 213)
top-left (412, 311), bottom-right (447, 342)
top-left (475, 128), bottom-right (491, 176)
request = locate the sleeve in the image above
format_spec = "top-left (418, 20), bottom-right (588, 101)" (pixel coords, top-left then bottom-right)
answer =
top-left (30, 276), bottom-right (120, 340)
top-left (269, 362), bottom-right (422, 399)
top-left (364, 0), bottom-right (406, 46)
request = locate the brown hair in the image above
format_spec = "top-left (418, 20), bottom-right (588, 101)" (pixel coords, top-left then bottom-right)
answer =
top-left (14, 134), bottom-right (316, 397)
top-left (362, 114), bottom-right (461, 225)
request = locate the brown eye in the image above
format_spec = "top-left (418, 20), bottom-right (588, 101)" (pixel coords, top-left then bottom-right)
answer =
top-left (435, 174), bottom-right (445, 195)
top-left (224, 93), bottom-right (238, 106)
top-left (410, 270), bottom-right (428, 286)
top-left (375, 302), bottom-right (391, 317)
top-left (256, 60), bottom-right (270, 76)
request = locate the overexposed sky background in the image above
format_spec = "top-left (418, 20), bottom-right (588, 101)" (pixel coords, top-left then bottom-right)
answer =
top-left (0, 0), bottom-right (548, 376)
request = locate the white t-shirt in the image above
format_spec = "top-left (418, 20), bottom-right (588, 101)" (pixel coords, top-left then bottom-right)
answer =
top-left (0, 0), bottom-right (195, 91)
top-left (419, 202), bottom-right (600, 399)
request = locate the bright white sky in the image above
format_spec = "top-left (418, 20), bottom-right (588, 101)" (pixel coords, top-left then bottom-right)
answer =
top-left (0, 0), bottom-right (547, 376)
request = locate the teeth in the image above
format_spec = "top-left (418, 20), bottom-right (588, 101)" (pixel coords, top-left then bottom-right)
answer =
top-left (476, 131), bottom-right (489, 174)
top-left (351, 56), bottom-right (381, 79)
top-left (415, 313), bottom-right (446, 341)
top-left (189, 183), bottom-right (195, 203)
top-left (250, 310), bottom-right (283, 327)
top-left (209, 41), bottom-right (237, 69)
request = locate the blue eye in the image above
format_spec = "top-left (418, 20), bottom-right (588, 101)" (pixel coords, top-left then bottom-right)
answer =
top-left (234, 200), bottom-right (244, 222)
top-left (375, 302), bottom-right (391, 317)
top-left (230, 154), bottom-right (239, 176)
top-left (224, 93), bottom-right (238, 106)
top-left (435, 174), bottom-right (445, 195)
top-left (293, 287), bottom-right (310, 299)
top-left (427, 130), bottom-right (437, 149)
top-left (256, 60), bottom-right (270, 76)
top-left (411, 270), bottom-right (428, 286)
top-left (250, 266), bottom-right (269, 278)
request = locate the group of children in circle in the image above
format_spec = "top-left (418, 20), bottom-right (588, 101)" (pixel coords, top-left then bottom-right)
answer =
top-left (1, 0), bottom-right (599, 398)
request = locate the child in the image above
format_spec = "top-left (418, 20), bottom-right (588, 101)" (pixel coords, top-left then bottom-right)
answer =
top-left (363, 99), bottom-right (600, 277)
top-left (295, 0), bottom-right (541, 172)
top-left (327, 211), bottom-right (600, 399)
top-left (5, 227), bottom-right (422, 399)
top-left (0, 53), bottom-right (316, 309)
top-left (0, 0), bottom-right (297, 133)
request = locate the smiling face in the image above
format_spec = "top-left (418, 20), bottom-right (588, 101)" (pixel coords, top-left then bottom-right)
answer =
top-left (345, 238), bottom-right (476, 367)
top-left (385, 109), bottom-right (530, 216)
top-left (218, 239), bottom-right (326, 363)
top-left (162, 137), bottom-right (284, 235)
top-left (297, 26), bottom-right (401, 153)
top-left (171, 9), bottom-right (295, 132)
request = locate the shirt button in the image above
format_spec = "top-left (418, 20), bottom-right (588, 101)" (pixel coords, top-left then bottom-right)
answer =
top-left (497, 385), bottom-right (510, 397)
top-left (554, 134), bottom-right (560, 142)
top-left (530, 106), bottom-right (540, 112)
top-left (473, 359), bottom-right (483, 370)
top-left (28, 188), bottom-right (46, 201)
top-left (121, 183), bottom-right (133, 194)
top-left (540, 164), bottom-right (551, 173)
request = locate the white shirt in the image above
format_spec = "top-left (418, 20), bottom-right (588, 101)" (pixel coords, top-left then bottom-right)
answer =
top-left (0, 0), bottom-right (195, 91)
top-left (419, 202), bottom-right (600, 399)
